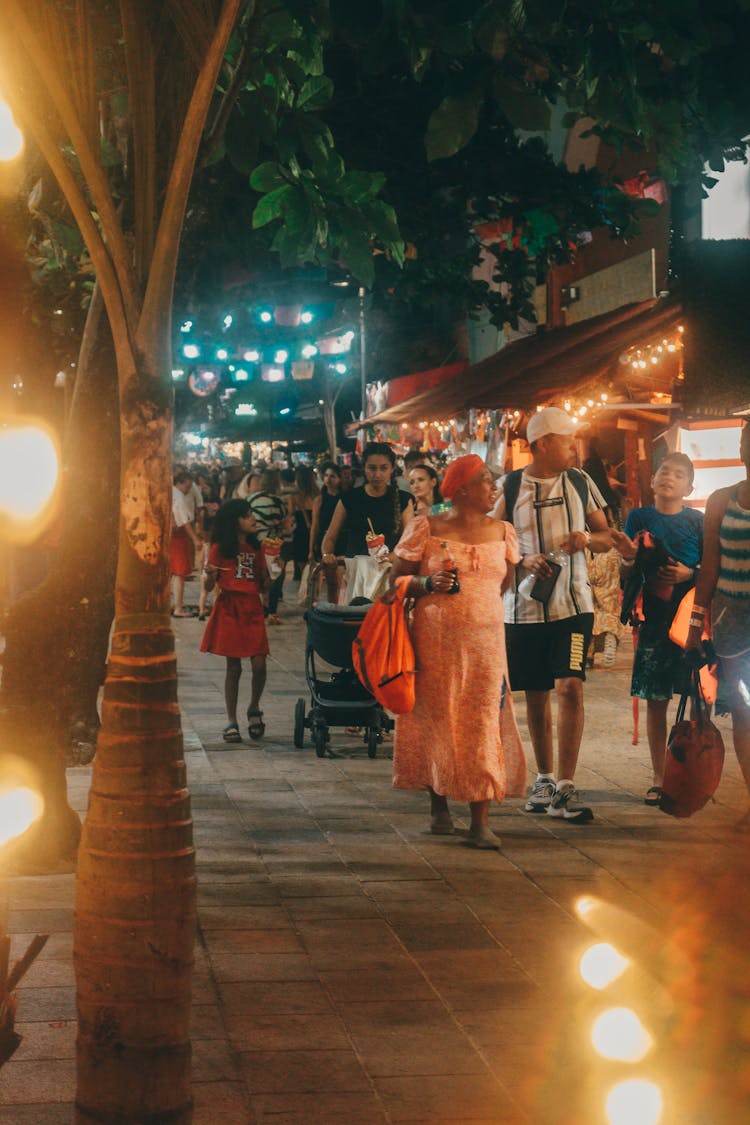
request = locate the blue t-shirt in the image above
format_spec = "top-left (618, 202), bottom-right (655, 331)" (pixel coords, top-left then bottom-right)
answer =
top-left (625, 505), bottom-right (703, 623)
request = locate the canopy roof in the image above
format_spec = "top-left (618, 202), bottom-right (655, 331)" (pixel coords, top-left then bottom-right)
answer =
top-left (361, 299), bottom-right (682, 427)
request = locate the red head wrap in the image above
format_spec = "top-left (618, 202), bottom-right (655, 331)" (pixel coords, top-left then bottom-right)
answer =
top-left (440, 454), bottom-right (486, 501)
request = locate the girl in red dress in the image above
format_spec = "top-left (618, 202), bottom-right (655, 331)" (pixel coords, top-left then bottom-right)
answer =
top-left (200, 499), bottom-right (270, 743)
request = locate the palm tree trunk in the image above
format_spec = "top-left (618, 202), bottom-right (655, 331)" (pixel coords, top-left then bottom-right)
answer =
top-left (73, 350), bottom-right (195, 1123)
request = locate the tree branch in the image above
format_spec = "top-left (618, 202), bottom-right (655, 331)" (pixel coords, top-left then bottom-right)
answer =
top-left (139, 0), bottom-right (245, 355)
top-left (3, 1), bottom-right (140, 334)
top-left (202, 1), bottom-right (263, 168)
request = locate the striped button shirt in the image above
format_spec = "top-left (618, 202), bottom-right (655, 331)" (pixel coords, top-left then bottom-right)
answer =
top-left (502, 469), bottom-right (606, 624)
top-left (717, 489), bottom-right (750, 599)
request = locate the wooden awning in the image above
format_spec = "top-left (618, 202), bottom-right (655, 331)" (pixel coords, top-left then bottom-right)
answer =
top-left (359, 299), bottom-right (682, 427)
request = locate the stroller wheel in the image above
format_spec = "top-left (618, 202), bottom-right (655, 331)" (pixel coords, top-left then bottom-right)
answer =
top-left (294, 699), bottom-right (306, 749)
top-left (314, 727), bottom-right (327, 758)
top-left (367, 727), bottom-right (379, 759)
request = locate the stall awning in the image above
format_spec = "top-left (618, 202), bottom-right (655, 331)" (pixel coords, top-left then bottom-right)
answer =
top-left (359, 299), bottom-right (682, 427)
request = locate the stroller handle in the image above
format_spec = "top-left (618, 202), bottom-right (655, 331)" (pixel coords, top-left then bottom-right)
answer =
top-left (308, 558), bottom-right (346, 610)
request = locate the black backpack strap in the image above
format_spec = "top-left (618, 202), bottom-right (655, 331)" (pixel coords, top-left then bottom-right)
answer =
top-left (502, 468), bottom-right (523, 521)
top-left (565, 467), bottom-right (591, 518)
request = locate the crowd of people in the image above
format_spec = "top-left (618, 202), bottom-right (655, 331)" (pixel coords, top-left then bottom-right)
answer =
top-left (175, 407), bottom-right (750, 843)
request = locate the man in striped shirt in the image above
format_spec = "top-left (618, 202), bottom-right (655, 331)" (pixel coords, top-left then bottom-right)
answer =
top-left (688, 421), bottom-right (750, 831)
top-left (493, 408), bottom-right (612, 822)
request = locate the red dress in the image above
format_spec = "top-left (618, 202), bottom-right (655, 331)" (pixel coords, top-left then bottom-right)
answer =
top-left (200, 543), bottom-right (269, 658)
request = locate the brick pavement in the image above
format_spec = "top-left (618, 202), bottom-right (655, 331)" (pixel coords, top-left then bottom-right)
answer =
top-left (1, 590), bottom-right (748, 1123)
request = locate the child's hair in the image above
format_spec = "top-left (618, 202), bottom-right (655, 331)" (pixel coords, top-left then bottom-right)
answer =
top-left (259, 468), bottom-right (281, 494)
top-left (212, 499), bottom-right (259, 557)
top-left (656, 452), bottom-right (695, 487)
top-left (362, 442), bottom-right (401, 537)
top-left (295, 464), bottom-right (319, 499)
top-left (318, 460), bottom-right (341, 479)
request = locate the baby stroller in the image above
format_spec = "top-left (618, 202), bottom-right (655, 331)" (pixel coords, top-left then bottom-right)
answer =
top-left (294, 576), bottom-right (392, 758)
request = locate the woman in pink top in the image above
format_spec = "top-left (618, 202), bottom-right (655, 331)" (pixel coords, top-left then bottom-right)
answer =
top-left (390, 455), bottom-right (526, 848)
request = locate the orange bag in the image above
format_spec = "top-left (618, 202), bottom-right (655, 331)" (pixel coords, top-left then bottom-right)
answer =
top-left (352, 577), bottom-right (416, 714)
top-left (668, 588), bottom-right (717, 704)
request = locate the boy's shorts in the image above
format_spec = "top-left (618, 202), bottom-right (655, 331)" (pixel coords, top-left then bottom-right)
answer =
top-left (505, 614), bottom-right (594, 692)
top-left (630, 620), bottom-right (690, 701)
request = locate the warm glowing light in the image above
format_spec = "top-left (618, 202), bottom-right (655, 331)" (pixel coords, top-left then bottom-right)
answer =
top-left (576, 896), bottom-right (595, 918)
top-left (0, 787), bottom-right (43, 846)
top-left (0, 424), bottom-right (59, 522)
top-left (601, 393), bottom-right (608, 401)
top-left (182, 344), bottom-right (200, 359)
top-left (300, 310), bottom-right (314, 324)
top-left (606, 1079), bottom-right (663, 1125)
top-left (564, 400), bottom-right (571, 412)
top-left (216, 348), bottom-right (229, 361)
top-left (243, 349), bottom-right (260, 362)
top-left (0, 98), bottom-right (23, 161)
top-left (302, 344), bottom-right (318, 359)
top-left (592, 1007), bottom-right (652, 1061)
top-left (223, 314), bottom-right (233, 328)
top-left (579, 943), bottom-right (630, 990)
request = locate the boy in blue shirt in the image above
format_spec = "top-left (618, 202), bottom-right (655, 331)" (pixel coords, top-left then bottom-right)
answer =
top-left (612, 453), bottom-right (703, 805)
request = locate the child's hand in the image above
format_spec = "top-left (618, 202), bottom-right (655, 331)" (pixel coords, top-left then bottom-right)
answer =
top-left (611, 529), bottom-right (637, 560)
top-left (656, 560), bottom-right (693, 585)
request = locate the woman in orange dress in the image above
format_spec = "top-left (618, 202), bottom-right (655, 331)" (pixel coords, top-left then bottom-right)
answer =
top-left (390, 455), bottom-right (527, 848)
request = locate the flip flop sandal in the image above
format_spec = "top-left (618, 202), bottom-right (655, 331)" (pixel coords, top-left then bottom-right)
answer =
top-left (644, 786), bottom-right (663, 806)
top-left (247, 710), bottom-right (266, 740)
top-left (223, 724), bottom-right (242, 744)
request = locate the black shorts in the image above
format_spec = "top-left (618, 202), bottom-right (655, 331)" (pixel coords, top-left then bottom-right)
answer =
top-left (505, 614), bottom-right (594, 692)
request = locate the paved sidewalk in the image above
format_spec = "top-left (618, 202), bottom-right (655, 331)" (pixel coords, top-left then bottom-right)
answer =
top-left (1, 593), bottom-right (748, 1123)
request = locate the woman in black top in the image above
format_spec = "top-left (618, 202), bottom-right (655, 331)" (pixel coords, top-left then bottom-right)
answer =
top-left (308, 461), bottom-right (345, 561)
top-left (321, 443), bottom-right (413, 561)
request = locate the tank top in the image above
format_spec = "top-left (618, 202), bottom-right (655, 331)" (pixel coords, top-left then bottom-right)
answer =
top-left (712, 486), bottom-right (750, 657)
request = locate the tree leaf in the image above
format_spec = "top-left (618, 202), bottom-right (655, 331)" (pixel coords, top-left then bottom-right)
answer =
top-left (340, 170), bottom-right (386, 205)
top-left (425, 93), bottom-right (481, 162)
top-left (249, 162), bottom-right (288, 193)
top-left (252, 184), bottom-right (293, 228)
top-left (297, 75), bottom-right (334, 112)
top-left (493, 77), bottom-right (551, 132)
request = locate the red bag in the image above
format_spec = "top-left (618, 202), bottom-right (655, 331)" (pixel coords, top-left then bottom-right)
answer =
top-left (352, 577), bottom-right (416, 714)
top-left (660, 670), bottom-right (725, 818)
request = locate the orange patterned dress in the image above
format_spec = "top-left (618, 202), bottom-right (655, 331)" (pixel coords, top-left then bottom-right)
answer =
top-left (392, 516), bottom-right (527, 803)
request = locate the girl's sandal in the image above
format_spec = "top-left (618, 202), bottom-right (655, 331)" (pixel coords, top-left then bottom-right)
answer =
top-left (247, 710), bottom-right (266, 740)
top-left (223, 724), bottom-right (242, 744)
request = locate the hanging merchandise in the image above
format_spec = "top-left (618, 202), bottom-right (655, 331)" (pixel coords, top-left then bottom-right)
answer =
top-left (318, 332), bottom-right (355, 355)
top-left (188, 369), bottom-right (220, 397)
top-left (291, 360), bottom-right (314, 381)
top-left (274, 305), bottom-right (302, 326)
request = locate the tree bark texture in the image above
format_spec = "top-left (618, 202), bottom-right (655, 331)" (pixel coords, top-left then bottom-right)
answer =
top-left (74, 363), bottom-right (196, 1124)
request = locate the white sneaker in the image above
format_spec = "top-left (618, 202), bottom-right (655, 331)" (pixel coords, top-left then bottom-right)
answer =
top-left (546, 783), bottom-right (593, 823)
top-left (524, 778), bottom-right (556, 813)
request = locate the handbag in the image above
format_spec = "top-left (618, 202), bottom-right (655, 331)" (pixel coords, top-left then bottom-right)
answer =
top-left (660, 668), bottom-right (724, 818)
top-left (352, 576), bottom-right (416, 714)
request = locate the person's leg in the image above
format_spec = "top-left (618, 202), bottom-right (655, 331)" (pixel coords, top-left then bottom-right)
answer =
top-left (172, 575), bottom-right (186, 614)
top-left (224, 658), bottom-right (241, 728)
top-left (267, 573), bottom-right (283, 621)
top-left (468, 799), bottom-right (498, 847)
top-left (645, 698), bottom-right (669, 787)
top-left (429, 786), bottom-right (453, 834)
top-left (248, 654), bottom-right (267, 715)
top-left (555, 676), bottom-right (585, 782)
top-left (525, 691), bottom-right (554, 773)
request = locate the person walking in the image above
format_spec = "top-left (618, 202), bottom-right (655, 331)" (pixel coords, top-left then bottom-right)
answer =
top-left (391, 454), bottom-right (526, 848)
top-left (200, 499), bottom-right (270, 743)
top-left (612, 453), bottom-right (703, 804)
top-left (170, 470), bottom-right (202, 617)
top-left (494, 407), bottom-right (612, 823)
top-left (687, 422), bottom-right (750, 831)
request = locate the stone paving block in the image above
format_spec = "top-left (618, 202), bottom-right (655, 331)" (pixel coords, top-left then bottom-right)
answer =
top-left (223, 1011), bottom-right (351, 1052)
top-left (10, 1020), bottom-right (76, 1061)
top-left (199, 905), bottom-right (294, 931)
top-left (0, 1058), bottom-right (76, 1103)
top-left (190, 1003), bottom-right (229, 1040)
top-left (192, 1080), bottom-right (253, 1123)
top-left (192, 1037), bottom-right (242, 1082)
top-left (373, 1072), bottom-right (523, 1123)
top-left (319, 966), bottom-right (435, 1005)
top-left (218, 980), bottom-right (334, 1019)
top-left (0, 1107), bottom-right (74, 1124)
top-left (207, 951), bottom-right (318, 983)
top-left (272, 875), bottom-right (363, 898)
top-left (238, 1047), bottom-right (370, 1093)
top-left (249, 1090), bottom-right (386, 1123)
top-left (202, 926), bottom-right (304, 955)
top-left (293, 918), bottom-right (405, 956)
top-left (389, 922), bottom-right (500, 954)
top-left (282, 894), bottom-right (381, 922)
top-left (13, 988), bottom-right (77, 1023)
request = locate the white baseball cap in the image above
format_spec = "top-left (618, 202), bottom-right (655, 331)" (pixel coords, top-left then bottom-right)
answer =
top-left (526, 406), bottom-right (586, 445)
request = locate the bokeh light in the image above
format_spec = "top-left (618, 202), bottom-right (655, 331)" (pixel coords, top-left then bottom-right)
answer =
top-left (0, 787), bottom-right (43, 846)
top-left (0, 422), bottom-right (60, 529)
top-left (592, 1007), bottom-right (652, 1062)
top-left (0, 98), bottom-right (23, 162)
top-left (579, 943), bottom-right (630, 990)
top-left (606, 1078), bottom-right (663, 1125)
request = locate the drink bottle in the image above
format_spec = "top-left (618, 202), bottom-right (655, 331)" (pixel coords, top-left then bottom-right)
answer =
top-left (440, 541), bottom-right (460, 594)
